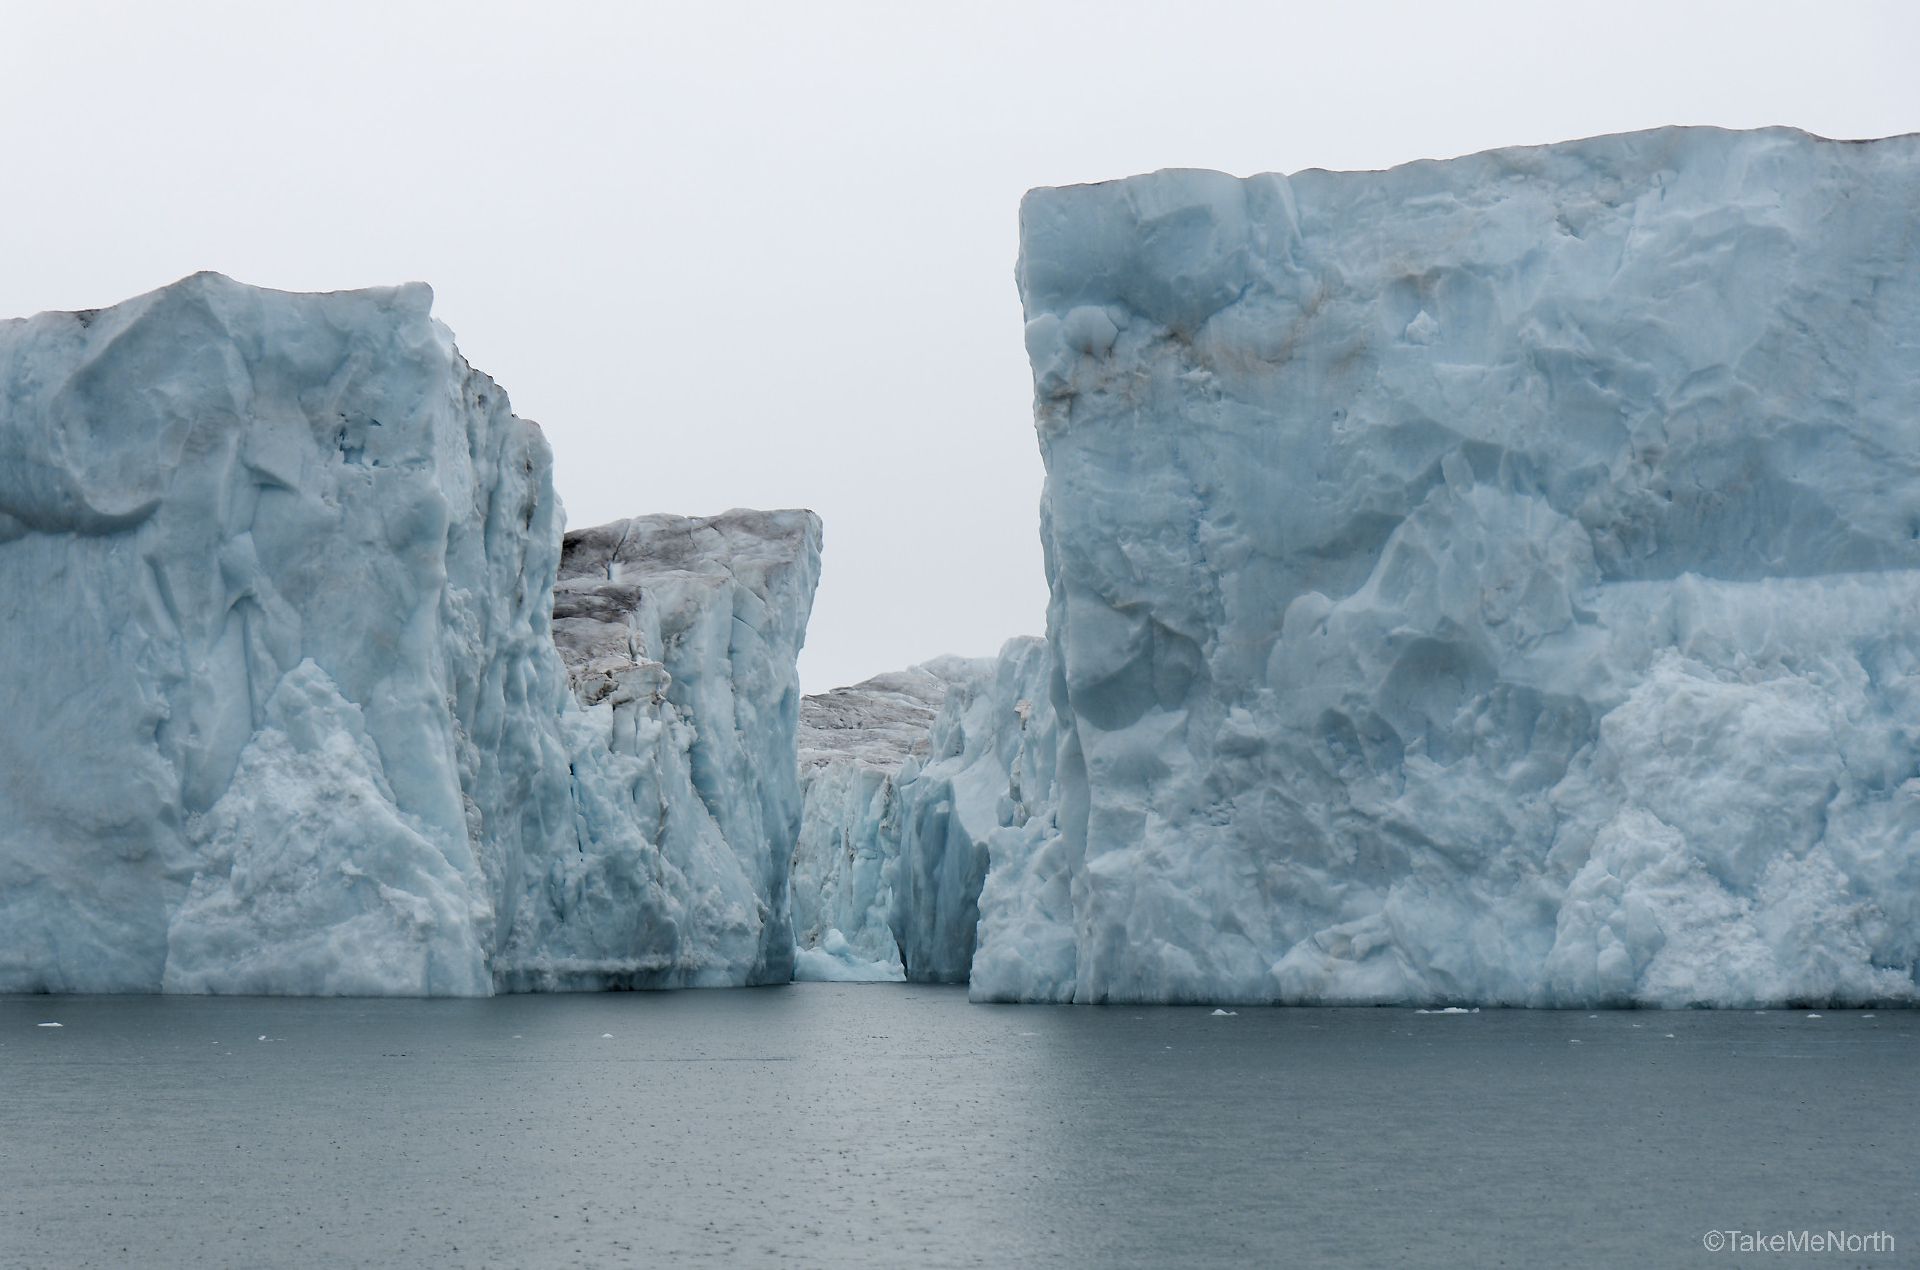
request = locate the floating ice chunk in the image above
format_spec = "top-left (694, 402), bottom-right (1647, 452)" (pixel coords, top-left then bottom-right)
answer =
top-left (1806, 1013), bottom-right (1823, 1019)
top-left (1210, 1008), bottom-right (1237, 1016)
top-left (600, 1033), bottom-right (613, 1039)
top-left (35, 1022), bottom-right (60, 1028)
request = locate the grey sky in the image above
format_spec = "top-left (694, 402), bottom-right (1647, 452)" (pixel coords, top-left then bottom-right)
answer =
top-left (3, 2), bottom-right (1916, 691)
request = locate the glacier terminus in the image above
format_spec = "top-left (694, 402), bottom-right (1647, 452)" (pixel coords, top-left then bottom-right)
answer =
top-left (4, 127), bottom-right (1919, 1011)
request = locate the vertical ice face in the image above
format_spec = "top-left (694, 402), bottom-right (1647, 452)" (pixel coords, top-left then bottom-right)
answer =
top-left (1015, 127), bottom-right (1920, 1006)
top-left (515, 510), bottom-right (822, 988)
top-left (790, 661), bottom-right (972, 980)
top-left (890, 639), bottom-right (1059, 984)
top-left (959, 639), bottom-right (1072, 1002)
top-left (0, 274), bottom-right (820, 994)
top-left (0, 273), bottom-right (566, 993)
top-left (787, 639), bottom-right (1063, 987)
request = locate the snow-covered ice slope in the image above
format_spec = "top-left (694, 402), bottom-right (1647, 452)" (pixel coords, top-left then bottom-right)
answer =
top-left (1015, 126), bottom-right (1920, 1006)
top-left (0, 274), bottom-right (819, 994)
top-left (518, 510), bottom-right (820, 988)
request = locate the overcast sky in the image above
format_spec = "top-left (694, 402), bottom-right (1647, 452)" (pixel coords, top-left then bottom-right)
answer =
top-left (3, 2), bottom-right (1916, 690)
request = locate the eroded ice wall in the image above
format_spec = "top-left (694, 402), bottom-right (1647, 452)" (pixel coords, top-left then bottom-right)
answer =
top-left (0, 274), bottom-right (819, 994)
top-left (514, 510), bottom-right (821, 988)
top-left (788, 638), bottom-right (1062, 987)
top-left (891, 638), bottom-right (1059, 984)
top-left (790, 661), bottom-right (970, 981)
top-left (1015, 126), bottom-right (1920, 1006)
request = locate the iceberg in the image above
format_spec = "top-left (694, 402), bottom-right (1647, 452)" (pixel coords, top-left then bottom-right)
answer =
top-left (0, 273), bottom-right (819, 994)
top-left (1010, 126), bottom-right (1920, 1007)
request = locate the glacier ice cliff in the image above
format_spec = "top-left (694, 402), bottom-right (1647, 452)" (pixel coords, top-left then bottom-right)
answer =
top-left (789, 639), bottom-right (1062, 987)
top-left (521, 510), bottom-right (821, 989)
top-left (0, 273), bottom-right (819, 994)
top-left (791, 662), bottom-right (966, 981)
top-left (890, 638), bottom-right (1059, 985)
top-left (1010, 125), bottom-right (1920, 1007)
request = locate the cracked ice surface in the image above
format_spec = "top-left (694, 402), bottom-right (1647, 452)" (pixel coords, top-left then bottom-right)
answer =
top-left (1012, 126), bottom-right (1920, 1006)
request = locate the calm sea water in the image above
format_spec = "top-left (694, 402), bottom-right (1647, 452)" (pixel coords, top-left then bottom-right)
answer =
top-left (1, 987), bottom-right (1912, 1268)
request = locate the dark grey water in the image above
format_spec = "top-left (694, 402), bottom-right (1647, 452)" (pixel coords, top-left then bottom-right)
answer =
top-left (1, 988), bottom-right (1912, 1269)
